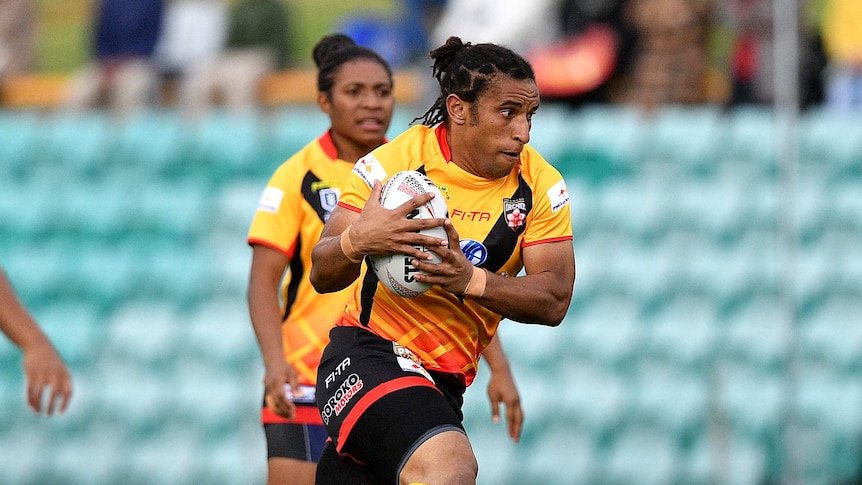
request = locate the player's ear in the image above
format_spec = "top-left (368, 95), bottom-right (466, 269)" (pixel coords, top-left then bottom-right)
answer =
top-left (317, 91), bottom-right (332, 115)
top-left (446, 94), bottom-right (467, 126)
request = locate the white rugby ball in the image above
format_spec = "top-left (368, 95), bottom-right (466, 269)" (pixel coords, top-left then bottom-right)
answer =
top-left (369, 170), bottom-right (448, 298)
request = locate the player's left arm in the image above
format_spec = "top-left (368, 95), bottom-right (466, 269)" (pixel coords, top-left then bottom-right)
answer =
top-left (475, 238), bottom-right (574, 325)
top-left (416, 220), bottom-right (575, 326)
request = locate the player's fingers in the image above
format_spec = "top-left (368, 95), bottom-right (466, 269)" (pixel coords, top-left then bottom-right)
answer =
top-left (508, 404), bottom-right (524, 443)
top-left (27, 381), bottom-right (43, 413)
top-left (58, 387), bottom-right (72, 414)
top-left (442, 219), bottom-right (460, 249)
top-left (287, 374), bottom-right (300, 396)
top-left (45, 387), bottom-right (59, 416)
top-left (489, 397), bottom-right (501, 424)
top-left (369, 179), bottom-right (383, 204)
top-left (395, 192), bottom-right (437, 217)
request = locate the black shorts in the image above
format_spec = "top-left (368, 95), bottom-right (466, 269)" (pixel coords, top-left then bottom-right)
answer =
top-left (261, 384), bottom-right (328, 462)
top-left (263, 421), bottom-right (328, 462)
top-left (315, 326), bottom-right (466, 482)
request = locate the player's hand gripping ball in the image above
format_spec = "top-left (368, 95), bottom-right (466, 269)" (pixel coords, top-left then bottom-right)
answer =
top-left (369, 171), bottom-right (448, 297)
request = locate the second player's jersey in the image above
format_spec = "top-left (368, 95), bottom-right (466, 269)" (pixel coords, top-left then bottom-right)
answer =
top-left (338, 124), bottom-right (573, 386)
top-left (248, 131), bottom-right (356, 386)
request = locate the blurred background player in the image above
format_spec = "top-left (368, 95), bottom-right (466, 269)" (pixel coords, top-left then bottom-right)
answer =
top-left (247, 33), bottom-right (525, 485)
top-left (309, 36), bottom-right (575, 485)
top-left (0, 267), bottom-right (73, 416)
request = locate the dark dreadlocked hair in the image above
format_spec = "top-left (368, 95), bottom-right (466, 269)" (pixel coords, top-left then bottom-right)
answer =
top-left (313, 33), bottom-right (393, 96)
top-left (414, 36), bottom-right (535, 127)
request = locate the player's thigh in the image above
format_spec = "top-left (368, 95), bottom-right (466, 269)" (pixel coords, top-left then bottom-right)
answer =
top-left (267, 457), bottom-right (316, 485)
top-left (400, 429), bottom-right (477, 485)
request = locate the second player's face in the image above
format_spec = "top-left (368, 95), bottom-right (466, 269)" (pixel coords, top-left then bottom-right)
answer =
top-left (327, 58), bottom-right (394, 152)
top-left (461, 76), bottom-right (539, 179)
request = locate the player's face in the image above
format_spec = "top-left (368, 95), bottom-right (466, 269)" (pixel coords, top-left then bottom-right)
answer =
top-left (324, 58), bottom-right (394, 156)
top-left (462, 76), bottom-right (539, 179)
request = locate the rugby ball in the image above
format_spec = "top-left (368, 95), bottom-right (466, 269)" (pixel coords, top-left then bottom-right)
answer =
top-left (369, 171), bottom-right (448, 297)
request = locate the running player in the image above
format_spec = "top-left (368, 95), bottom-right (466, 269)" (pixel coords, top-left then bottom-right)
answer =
top-left (309, 36), bottom-right (576, 485)
top-left (247, 34), bottom-right (524, 485)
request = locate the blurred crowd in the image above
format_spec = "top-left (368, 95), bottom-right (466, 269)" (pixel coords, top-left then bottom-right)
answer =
top-left (1, 0), bottom-right (861, 116)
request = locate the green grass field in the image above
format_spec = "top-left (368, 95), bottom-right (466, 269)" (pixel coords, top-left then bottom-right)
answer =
top-left (35, 0), bottom-right (397, 72)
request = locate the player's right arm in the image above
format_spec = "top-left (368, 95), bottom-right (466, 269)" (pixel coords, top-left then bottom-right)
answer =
top-left (0, 268), bottom-right (73, 415)
top-left (310, 180), bottom-right (447, 294)
top-left (247, 244), bottom-right (298, 419)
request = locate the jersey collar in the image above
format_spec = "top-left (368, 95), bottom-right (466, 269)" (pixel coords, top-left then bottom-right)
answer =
top-left (435, 124), bottom-right (452, 162)
top-left (319, 130), bottom-right (339, 160)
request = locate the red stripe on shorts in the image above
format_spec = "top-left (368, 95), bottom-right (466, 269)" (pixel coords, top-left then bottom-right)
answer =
top-left (335, 376), bottom-right (438, 454)
top-left (261, 405), bottom-right (324, 425)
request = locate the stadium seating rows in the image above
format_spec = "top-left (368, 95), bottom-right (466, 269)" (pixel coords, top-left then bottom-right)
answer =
top-left (1, 104), bottom-right (861, 485)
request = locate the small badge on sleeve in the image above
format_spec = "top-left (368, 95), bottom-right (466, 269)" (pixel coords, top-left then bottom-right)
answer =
top-left (257, 186), bottom-right (284, 214)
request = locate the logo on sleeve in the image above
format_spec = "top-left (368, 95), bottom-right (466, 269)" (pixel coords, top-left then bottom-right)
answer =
top-left (353, 153), bottom-right (388, 188)
top-left (548, 179), bottom-right (570, 212)
top-left (257, 186), bottom-right (284, 214)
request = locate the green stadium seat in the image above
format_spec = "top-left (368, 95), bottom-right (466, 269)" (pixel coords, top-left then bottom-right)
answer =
top-left (187, 109), bottom-right (268, 181)
top-left (493, 319), bottom-right (567, 368)
top-left (715, 362), bottom-right (785, 440)
top-left (720, 291), bottom-right (788, 370)
top-left (828, 176), bottom-right (862, 234)
top-left (112, 108), bottom-right (191, 175)
top-left (97, 361), bottom-right (175, 438)
top-left (591, 176), bottom-right (671, 239)
top-left (131, 180), bottom-right (213, 242)
top-left (34, 299), bottom-right (102, 366)
top-left (183, 299), bottom-right (257, 367)
top-left (562, 104), bottom-right (645, 180)
top-left (601, 425), bottom-right (681, 485)
top-left (130, 247), bottom-right (211, 306)
top-left (125, 429), bottom-right (201, 485)
top-left (0, 424), bottom-right (56, 485)
top-left (643, 293), bottom-right (718, 370)
top-left (215, 180), bottom-right (264, 234)
top-left (793, 366), bottom-right (862, 483)
top-left (0, 109), bottom-right (42, 177)
top-left (171, 365), bottom-right (260, 446)
top-left (205, 242), bottom-right (252, 300)
top-left (628, 362), bottom-right (709, 438)
top-left (798, 107), bottom-right (862, 171)
top-left (682, 432), bottom-right (768, 485)
top-left (644, 105), bottom-right (725, 174)
top-left (50, 423), bottom-right (126, 485)
top-left (724, 105), bottom-right (776, 166)
top-left (567, 293), bottom-right (644, 367)
top-left (0, 178), bottom-right (61, 239)
top-left (520, 425), bottom-right (600, 485)
top-left (103, 300), bottom-right (182, 364)
top-left (799, 293), bottom-right (862, 369)
top-left (2, 240), bottom-right (81, 306)
top-left (73, 243), bottom-right (144, 308)
top-left (555, 360), bottom-right (632, 438)
top-left (43, 110), bottom-right (113, 177)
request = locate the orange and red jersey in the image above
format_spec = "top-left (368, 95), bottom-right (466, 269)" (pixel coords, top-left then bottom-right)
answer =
top-left (337, 124), bottom-right (573, 386)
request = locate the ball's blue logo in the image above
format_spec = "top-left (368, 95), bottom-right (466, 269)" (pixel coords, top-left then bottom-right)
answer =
top-left (460, 239), bottom-right (487, 266)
